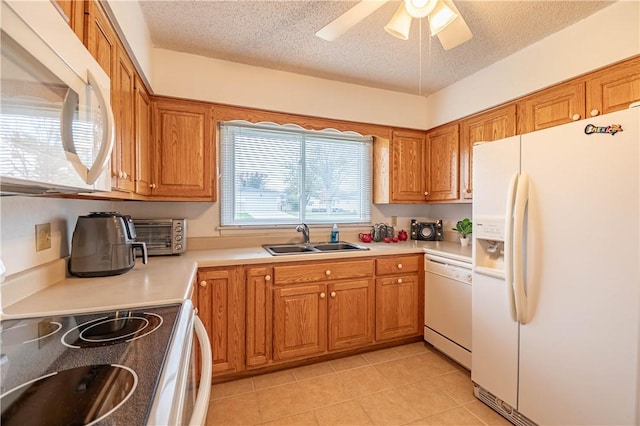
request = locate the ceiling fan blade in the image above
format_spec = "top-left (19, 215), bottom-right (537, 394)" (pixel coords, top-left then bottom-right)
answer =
top-left (316, 0), bottom-right (389, 41)
top-left (436, 0), bottom-right (473, 50)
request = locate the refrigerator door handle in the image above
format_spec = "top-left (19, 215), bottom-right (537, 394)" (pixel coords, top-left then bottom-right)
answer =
top-left (504, 172), bottom-right (519, 322)
top-left (513, 173), bottom-right (529, 324)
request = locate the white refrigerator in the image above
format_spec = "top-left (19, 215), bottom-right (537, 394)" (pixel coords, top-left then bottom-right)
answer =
top-left (471, 106), bottom-right (639, 425)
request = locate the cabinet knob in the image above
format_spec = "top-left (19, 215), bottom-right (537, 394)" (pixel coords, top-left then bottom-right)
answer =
top-left (199, 280), bottom-right (207, 287)
top-left (571, 113), bottom-right (581, 121)
top-left (325, 270), bottom-right (331, 276)
top-left (330, 291), bottom-right (336, 298)
top-left (150, 183), bottom-right (156, 189)
top-left (465, 188), bottom-right (472, 194)
top-left (397, 263), bottom-right (403, 270)
top-left (265, 274), bottom-right (271, 281)
top-left (590, 109), bottom-right (600, 117)
top-left (397, 278), bottom-right (403, 284)
top-left (320, 292), bottom-right (326, 299)
top-left (194, 307), bottom-right (199, 315)
top-left (424, 192), bottom-right (429, 196)
top-left (118, 171), bottom-right (123, 178)
top-left (122, 171), bottom-right (128, 179)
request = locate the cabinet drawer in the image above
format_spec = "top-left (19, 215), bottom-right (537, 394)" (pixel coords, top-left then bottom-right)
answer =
top-left (273, 259), bottom-right (374, 285)
top-left (376, 255), bottom-right (421, 275)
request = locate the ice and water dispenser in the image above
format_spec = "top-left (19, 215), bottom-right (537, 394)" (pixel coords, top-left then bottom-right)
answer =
top-left (474, 216), bottom-right (506, 278)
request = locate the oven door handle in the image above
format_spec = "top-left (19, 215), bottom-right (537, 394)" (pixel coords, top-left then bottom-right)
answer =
top-left (189, 315), bottom-right (212, 426)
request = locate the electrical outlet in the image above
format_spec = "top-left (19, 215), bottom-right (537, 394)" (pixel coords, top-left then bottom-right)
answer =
top-left (35, 223), bottom-right (51, 252)
top-left (391, 216), bottom-right (397, 227)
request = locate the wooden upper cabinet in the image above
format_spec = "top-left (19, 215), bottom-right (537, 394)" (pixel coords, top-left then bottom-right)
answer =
top-left (586, 56), bottom-right (640, 116)
top-left (425, 123), bottom-right (459, 202)
top-left (460, 104), bottom-right (517, 200)
top-left (112, 45), bottom-right (136, 192)
top-left (135, 77), bottom-right (152, 196)
top-left (151, 98), bottom-right (214, 198)
top-left (391, 129), bottom-right (427, 202)
top-left (53, 0), bottom-right (85, 42)
top-left (86, 1), bottom-right (117, 79)
top-left (518, 80), bottom-right (586, 134)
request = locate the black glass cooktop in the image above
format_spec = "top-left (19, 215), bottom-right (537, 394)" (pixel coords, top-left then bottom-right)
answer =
top-left (0, 303), bottom-right (183, 426)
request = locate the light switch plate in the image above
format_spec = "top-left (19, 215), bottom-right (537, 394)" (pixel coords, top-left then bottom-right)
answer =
top-left (35, 223), bottom-right (51, 251)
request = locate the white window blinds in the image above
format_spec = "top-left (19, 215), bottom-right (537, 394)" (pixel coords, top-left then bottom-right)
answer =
top-left (219, 121), bottom-right (372, 226)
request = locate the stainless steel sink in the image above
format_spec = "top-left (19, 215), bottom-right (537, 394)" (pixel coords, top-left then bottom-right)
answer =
top-left (262, 241), bottom-right (369, 256)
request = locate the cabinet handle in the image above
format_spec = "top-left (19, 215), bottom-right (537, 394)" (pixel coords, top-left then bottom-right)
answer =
top-left (199, 280), bottom-right (207, 287)
top-left (325, 270), bottom-right (331, 276)
top-left (330, 291), bottom-right (336, 298)
top-left (265, 274), bottom-right (271, 281)
top-left (397, 263), bottom-right (403, 270)
top-left (571, 113), bottom-right (581, 121)
top-left (320, 292), bottom-right (326, 299)
top-left (397, 278), bottom-right (403, 284)
top-left (590, 109), bottom-right (600, 117)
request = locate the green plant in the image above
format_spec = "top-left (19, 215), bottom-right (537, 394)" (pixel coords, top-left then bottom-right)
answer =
top-left (453, 218), bottom-right (473, 238)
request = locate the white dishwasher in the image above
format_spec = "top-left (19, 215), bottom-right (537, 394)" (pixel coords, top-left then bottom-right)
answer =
top-left (424, 252), bottom-right (472, 369)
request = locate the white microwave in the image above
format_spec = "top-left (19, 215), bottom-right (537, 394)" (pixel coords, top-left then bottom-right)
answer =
top-left (0, 0), bottom-right (114, 195)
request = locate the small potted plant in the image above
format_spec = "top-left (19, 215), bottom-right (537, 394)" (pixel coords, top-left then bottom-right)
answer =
top-left (453, 218), bottom-right (472, 246)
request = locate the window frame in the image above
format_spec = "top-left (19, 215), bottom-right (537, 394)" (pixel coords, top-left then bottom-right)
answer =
top-left (218, 120), bottom-right (373, 228)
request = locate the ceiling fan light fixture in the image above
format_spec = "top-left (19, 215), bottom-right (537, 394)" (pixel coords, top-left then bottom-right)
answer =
top-left (428, 0), bottom-right (458, 35)
top-left (404, 0), bottom-right (437, 19)
top-left (384, 3), bottom-right (413, 40)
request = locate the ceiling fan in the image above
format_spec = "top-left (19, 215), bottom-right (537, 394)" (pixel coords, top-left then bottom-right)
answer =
top-left (315, 0), bottom-right (473, 50)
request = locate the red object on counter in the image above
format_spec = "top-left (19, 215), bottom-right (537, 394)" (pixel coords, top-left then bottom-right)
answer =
top-left (398, 229), bottom-right (408, 241)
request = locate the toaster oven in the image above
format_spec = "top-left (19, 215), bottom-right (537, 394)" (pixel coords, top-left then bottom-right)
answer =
top-left (133, 218), bottom-right (187, 256)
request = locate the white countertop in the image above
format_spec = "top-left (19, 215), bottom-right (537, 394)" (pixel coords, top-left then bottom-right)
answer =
top-left (1, 240), bottom-right (471, 319)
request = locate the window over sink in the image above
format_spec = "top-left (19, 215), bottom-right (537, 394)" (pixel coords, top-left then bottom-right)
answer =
top-left (219, 121), bottom-right (372, 227)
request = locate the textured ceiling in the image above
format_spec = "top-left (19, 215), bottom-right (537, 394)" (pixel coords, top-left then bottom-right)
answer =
top-left (138, 0), bottom-right (615, 96)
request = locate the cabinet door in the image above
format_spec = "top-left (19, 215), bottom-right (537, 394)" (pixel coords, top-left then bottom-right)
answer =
top-left (197, 267), bottom-right (244, 376)
top-left (425, 123), bottom-right (459, 202)
top-left (273, 284), bottom-right (327, 361)
top-left (376, 275), bottom-right (420, 341)
top-left (134, 77), bottom-right (152, 195)
top-left (519, 81), bottom-right (586, 134)
top-left (391, 130), bottom-right (427, 202)
top-left (112, 46), bottom-right (136, 192)
top-left (328, 279), bottom-right (375, 351)
top-left (460, 104), bottom-right (517, 200)
top-left (586, 56), bottom-right (640, 116)
top-left (246, 266), bottom-right (273, 368)
top-left (86, 1), bottom-right (116, 81)
top-left (152, 98), bottom-right (214, 198)
top-left (53, 0), bottom-right (84, 41)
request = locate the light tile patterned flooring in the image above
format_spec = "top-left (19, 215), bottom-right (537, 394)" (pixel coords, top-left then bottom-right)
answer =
top-left (206, 342), bottom-right (511, 426)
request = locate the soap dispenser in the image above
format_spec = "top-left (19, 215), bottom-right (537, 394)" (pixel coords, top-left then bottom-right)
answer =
top-left (330, 224), bottom-right (339, 243)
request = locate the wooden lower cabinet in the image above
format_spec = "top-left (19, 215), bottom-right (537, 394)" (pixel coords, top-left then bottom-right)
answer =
top-left (273, 284), bottom-right (327, 361)
top-left (196, 267), bottom-right (244, 377)
top-left (246, 266), bottom-right (273, 368)
top-left (328, 279), bottom-right (375, 351)
top-left (375, 274), bottom-right (421, 341)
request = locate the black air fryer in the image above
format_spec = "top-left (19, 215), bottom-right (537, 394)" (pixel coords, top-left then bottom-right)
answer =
top-left (69, 212), bottom-right (148, 277)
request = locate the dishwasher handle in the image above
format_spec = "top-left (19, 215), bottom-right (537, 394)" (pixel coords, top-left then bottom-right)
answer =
top-left (425, 254), bottom-right (472, 270)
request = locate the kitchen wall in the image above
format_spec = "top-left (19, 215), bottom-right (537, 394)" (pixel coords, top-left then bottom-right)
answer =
top-left (0, 197), bottom-right (112, 277)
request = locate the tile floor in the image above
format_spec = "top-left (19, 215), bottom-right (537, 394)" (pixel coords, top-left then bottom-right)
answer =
top-left (206, 342), bottom-right (511, 426)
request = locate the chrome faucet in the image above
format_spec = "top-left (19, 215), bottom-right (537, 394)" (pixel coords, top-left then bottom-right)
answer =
top-left (295, 223), bottom-right (310, 244)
